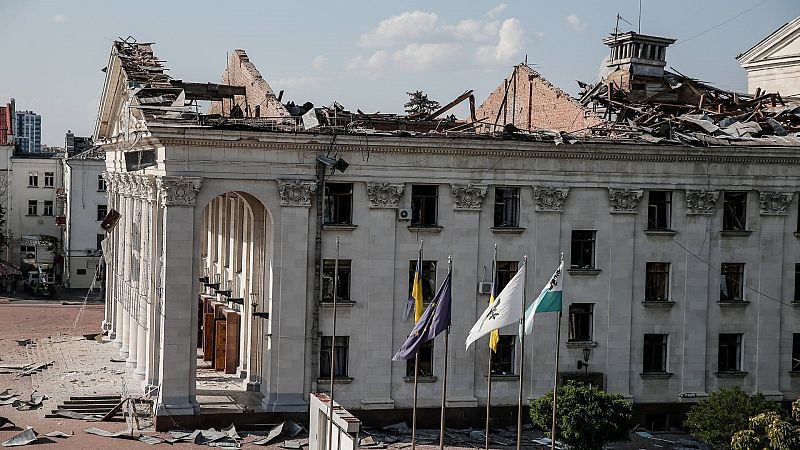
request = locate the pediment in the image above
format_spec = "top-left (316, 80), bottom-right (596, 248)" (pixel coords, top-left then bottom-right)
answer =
top-left (737, 17), bottom-right (800, 66)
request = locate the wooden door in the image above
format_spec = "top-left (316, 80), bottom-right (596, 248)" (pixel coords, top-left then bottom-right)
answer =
top-left (223, 311), bottom-right (240, 374)
top-left (214, 319), bottom-right (227, 371)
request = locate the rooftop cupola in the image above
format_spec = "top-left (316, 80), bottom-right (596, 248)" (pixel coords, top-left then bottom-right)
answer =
top-left (603, 32), bottom-right (676, 78)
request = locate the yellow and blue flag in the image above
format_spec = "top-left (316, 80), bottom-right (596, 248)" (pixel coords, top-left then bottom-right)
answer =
top-left (404, 252), bottom-right (424, 323)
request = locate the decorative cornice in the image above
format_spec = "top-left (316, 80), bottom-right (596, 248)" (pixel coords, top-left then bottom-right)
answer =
top-left (759, 191), bottom-right (794, 216)
top-left (533, 187), bottom-right (569, 212)
top-left (278, 180), bottom-right (316, 207)
top-left (157, 176), bottom-right (202, 207)
top-left (608, 188), bottom-right (643, 214)
top-left (686, 189), bottom-right (720, 215)
top-left (366, 183), bottom-right (404, 208)
top-left (451, 183), bottom-right (488, 210)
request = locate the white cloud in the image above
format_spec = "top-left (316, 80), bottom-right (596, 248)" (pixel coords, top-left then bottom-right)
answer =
top-left (311, 55), bottom-right (327, 71)
top-left (346, 50), bottom-right (390, 74)
top-left (565, 14), bottom-right (586, 32)
top-left (358, 11), bottom-right (438, 47)
top-left (49, 14), bottom-right (67, 24)
top-left (487, 3), bottom-right (507, 19)
top-left (272, 76), bottom-right (323, 89)
top-left (475, 18), bottom-right (527, 65)
top-left (392, 43), bottom-right (461, 72)
top-left (444, 19), bottom-right (500, 43)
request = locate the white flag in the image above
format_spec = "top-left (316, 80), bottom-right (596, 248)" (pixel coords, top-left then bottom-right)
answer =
top-left (465, 263), bottom-right (525, 350)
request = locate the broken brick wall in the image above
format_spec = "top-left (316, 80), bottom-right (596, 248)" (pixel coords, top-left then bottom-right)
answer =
top-left (473, 65), bottom-right (603, 134)
top-left (209, 49), bottom-right (289, 118)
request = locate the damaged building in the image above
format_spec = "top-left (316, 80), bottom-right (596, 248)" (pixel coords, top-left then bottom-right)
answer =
top-left (95, 32), bottom-right (800, 431)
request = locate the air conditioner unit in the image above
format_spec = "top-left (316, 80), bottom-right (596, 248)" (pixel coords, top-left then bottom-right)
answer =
top-left (398, 208), bottom-right (411, 221)
top-left (85, 249), bottom-right (94, 256)
top-left (478, 281), bottom-right (493, 295)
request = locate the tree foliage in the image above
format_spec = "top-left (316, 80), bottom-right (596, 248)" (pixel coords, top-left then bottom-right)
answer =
top-left (403, 91), bottom-right (440, 115)
top-left (731, 399), bottom-right (800, 450)
top-left (529, 382), bottom-right (632, 450)
top-left (685, 387), bottom-right (779, 450)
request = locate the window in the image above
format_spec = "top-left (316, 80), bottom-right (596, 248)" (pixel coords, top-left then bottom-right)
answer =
top-left (77, 268), bottom-right (87, 275)
top-left (44, 172), bottom-right (54, 187)
top-left (28, 172), bottom-right (38, 187)
top-left (490, 335), bottom-right (516, 375)
top-left (723, 192), bottom-right (747, 231)
top-left (42, 200), bottom-right (53, 216)
top-left (323, 183), bottom-right (353, 225)
top-left (792, 334), bottom-right (800, 372)
top-left (570, 230), bottom-right (596, 269)
top-left (495, 261), bottom-right (518, 291)
top-left (406, 341), bottom-right (434, 377)
top-left (494, 187), bottom-right (520, 227)
top-left (97, 204), bottom-right (107, 222)
top-left (96, 234), bottom-right (105, 251)
top-left (643, 334), bottom-right (668, 373)
top-left (20, 245), bottom-right (35, 254)
top-left (411, 185), bottom-right (438, 226)
top-left (647, 191), bottom-right (671, 230)
top-left (718, 333), bottom-right (742, 372)
top-left (795, 264), bottom-right (800, 304)
top-left (322, 259), bottom-right (351, 302)
top-left (97, 175), bottom-right (107, 192)
top-left (27, 200), bottom-right (37, 216)
top-left (409, 260), bottom-right (437, 303)
top-left (568, 304), bottom-right (593, 342)
top-left (645, 262), bottom-right (670, 302)
top-left (319, 336), bottom-right (349, 378)
top-left (720, 263), bottom-right (745, 302)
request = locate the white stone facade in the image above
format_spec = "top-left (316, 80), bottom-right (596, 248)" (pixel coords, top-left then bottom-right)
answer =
top-left (737, 16), bottom-right (800, 95)
top-left (63, 153), bottom-right (106, 288)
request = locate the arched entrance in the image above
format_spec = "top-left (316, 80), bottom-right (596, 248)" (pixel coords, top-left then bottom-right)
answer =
top-left (196, 191), bottom-right (273, 411)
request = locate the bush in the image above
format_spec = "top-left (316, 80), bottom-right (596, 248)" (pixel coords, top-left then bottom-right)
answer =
top-left (685, 387), bottom-right (778, 450)
top-left (529, 382), bottom-right (632, 450)
top-left (731, 399), bottom-right (800, 450)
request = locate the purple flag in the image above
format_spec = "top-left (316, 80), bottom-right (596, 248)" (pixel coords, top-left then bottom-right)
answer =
top-left (392, 271), bottom-right (452, 361)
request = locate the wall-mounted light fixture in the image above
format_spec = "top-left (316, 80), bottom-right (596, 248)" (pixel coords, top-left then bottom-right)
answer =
top-left (577, 347), bottom-right (592, 374)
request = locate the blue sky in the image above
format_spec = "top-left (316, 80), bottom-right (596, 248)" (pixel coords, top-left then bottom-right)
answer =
top-left (0, 0), bottom-right (796, 146)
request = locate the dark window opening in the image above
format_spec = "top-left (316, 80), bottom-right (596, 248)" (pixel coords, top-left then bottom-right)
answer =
top-left (97, 234), bottom-right (104, 250)
top-left (721, 263), bottom-right (745, 302)
top-left (97, 175), bottom-right (107, 192)
top-left (568, 303), bottom-right (593, 342)
top-left (97, 204), bottom-right (108, 222)
top-left (28, 173), bottom-right (38, 187)
top-left (323, 183), bottom-right (353, 225)
top-left (643, 334), bottom-right (668, 373)
top-left (27, 200), bottom-right (37, 216)
top-left (570, 230), bottom-right (596, 269)
top-left (718, 333), bottom-right (742, 372)
top-left (723, 192), bottom-right (747, 231)
top-left (792, 334), bottom-right (800, 372)
top-left (647, 191), bottom-right (671, 230)
top-left (77, 269), bottom-right (87, 275)
top-left (319, 336), bottom-right (349, 378)
top-left (795, 264), bottom-right (800, 304)
top-left (409, 260), bottom-right (437, 303)
top-left (645, 262), bottom-right (670, 302)
top-left (322, 259), bottom-right (351, 302)
top-left (495, 261), bottom-right (518, 292)
top-left (42, 201), bottom-right (53, 216)
top-left (411, 185), bottom-right (438, 226)
top-left (494, 187), bottom-right (520, 227)
top-left (406, 341), bottom-right (434, 377)
top-left (44, 172), bottom-right (54, 187)
top-left (490, 335), bottom-right (515, 375)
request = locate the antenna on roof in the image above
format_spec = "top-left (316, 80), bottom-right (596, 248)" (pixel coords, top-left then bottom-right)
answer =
top-left (638, 0), bottom-right (642, 33)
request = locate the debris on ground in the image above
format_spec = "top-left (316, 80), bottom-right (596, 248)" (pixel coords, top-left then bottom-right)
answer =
top-left (0, 417), bottom-right (14, 429)
top-left (42, 431), bottom-right (73, 438)
top-left (1, 427), bottom-right (38, 447)
top-left (252, 420), bottom-right (304, 445)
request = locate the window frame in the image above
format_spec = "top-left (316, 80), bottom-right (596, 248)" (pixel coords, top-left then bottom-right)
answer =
top-left (42, 200), bottom-right (53, 216)
top-left (406, 340), bottom-right (434, 377)
top-left (645, 262), bottom-right (670, 302)
top-left (319, 336), bottom-right (349, 378)
top-left (720, 263), bottom-right (745, 302)
top-left (323, 182), bottom-right (354, 225)
top-left (643, 334), bottom-right (669, 373)
top-left (495, 261), bottom-right (518, 292)
top-left (568, 303), bottom-right (594, 342)
top-left (493, 187), bottom-right (520, 228)
top-left (409, 260), bottom-right (437, 303)
top-left (27, 200), bottom-right (38, 216)
top-left (97, 204), bottom-right (108, 222)
top-left (411, 184), bottom-right (438, 227)
top-left (321, 259), bottom-right (351, 302)
top-left (570, 230), bottom-right (597, 270)
top-left (28, 172), bottom-right (38, 187)
top-left (490, 335), bottom-right (516, 375)
top-left (43, 172), bottom-right (54, 188)
top-left (722, 191), bottom-right (748, 231)
top-left (97, 175), bottom-right (107, 192)
top-left (647, 191), bottom-right (672, 230)
top-left (718, 333), bottom-right (743, 372)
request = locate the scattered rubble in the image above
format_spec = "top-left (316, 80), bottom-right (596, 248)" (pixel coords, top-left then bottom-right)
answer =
top-left (0, 427), bottom-right (38, 447)
top-left (42, 431), bottom-right (73, 438)
top-left (0, 417), bottom-right (14, 429)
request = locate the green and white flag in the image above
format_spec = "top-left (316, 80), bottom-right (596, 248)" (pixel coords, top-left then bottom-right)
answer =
top-left (521, 258), bottom-right (563, 336)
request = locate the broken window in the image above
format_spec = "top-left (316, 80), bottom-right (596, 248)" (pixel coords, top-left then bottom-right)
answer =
top-left (494, 187), bottom-right (520, 228)
top-left (96, 234), bottom-right (104, 250)
top-left (643, 334), bottom-right (668, 373)
top-left (647, 191), bottom-right (671, 230)
top-left (411, 185), bottom-right (437, 226)
top-left (27, 200), bottom-right (37, 216)
top-left (718, 333), bottom-right (742, 372)
top-left (319, 336), bottom-right (349, 378)
top-left (321, 259), bottom-right (351, 302)
top-left (645, 262), bottom-right (670, 302)
top-left (723, 192), bottom-right (747, 231)
top-left (409, 260), bottom-right (436, 303)
top-left (568, 304), bottom-right (593, 342)
top-left (42, 201), bottom-right (53, 216)
top-left (28, 172), bottom-right (38, 187)
top-left (44, 172), bottom-right (54, 188)
top-left (323, 183), bottom-right (353, 225)
top-left (97, 175), bottom-right (106, 192)
top-left (720, 263), bottom-right (745, 302)
top-left (406, 340), bottom-right (434, 377)
top-left (793, 334), bottom-right (800, 372)
top-left (97, 204), bottom-right (108, 222)
top-left (570, 230), bottom-right (596, 270)
top-left (495, 261), bottom-right (518, 292)
top-left (490, 335), bottom-right (515, 375)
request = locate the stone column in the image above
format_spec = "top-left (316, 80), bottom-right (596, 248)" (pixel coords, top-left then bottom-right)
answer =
top-left (155, 176), bottom-right (203, 416)
top-left (144, 182), bottom-right (163, 393)
top-left (117, 175), bottom-right (133, 358)
top-left (135, 176), bottom-right (156, 378)
top-left (126, 190), bottom-right (141, 369)
top-left (102, 172), bottom-right (117, 338)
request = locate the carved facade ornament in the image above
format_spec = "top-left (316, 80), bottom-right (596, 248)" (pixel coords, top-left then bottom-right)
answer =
top-left (533, 187), bottom-right (569, 212)
top-left (685, 189), bottom-right (720, 215)
top-left (759, 191), bottom-right (794, 216)
top-left (157, 176), bottom-right (202, 207)
top-left (451, 184), bottom-right (488, 210)
top-left (118, 173), bottom-right (133, 196)
top-left (366, 183), bottom-right (404, 208)
top-left (278, 180), bottom-right (316, 207)
top-left (608, 188), bottom-right (644, 213)
top-left (140, 175), bottom-right (158, 203)
top-left (102, 172), bottom-right (115, 193)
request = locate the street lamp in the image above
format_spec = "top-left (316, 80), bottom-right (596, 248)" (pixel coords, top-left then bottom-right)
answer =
top-left (577, 347), bottom-right (591, 374)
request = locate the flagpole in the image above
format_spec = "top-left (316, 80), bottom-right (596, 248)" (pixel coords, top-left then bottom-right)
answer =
top-left (485, 243), bottom-right (497, 450)
top-left (439, 255), bottom-right (452, 450)
top-left (550, 309), bottom-right (562, 450)
top-left (412, 239), bottom-right (423, 450)
top-left (327, 237), bottom-right (340, 450)
top-left (516, 255), bottom-right (528, 450)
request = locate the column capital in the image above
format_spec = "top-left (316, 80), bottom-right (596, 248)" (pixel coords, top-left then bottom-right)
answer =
top-left (608, 188), bottom-right (643, 214)
top-left (759, 191), bottom-right (794, 216)
top-left (157, 176), bottom-right (202, 207)
top-left (102, 171), bottom-right (116, 193)
top-left (451, 183), bottom-right (487, 210)
top-left (685, 189), bottom-right (719, 215)
top-left (278, 179), bottom-right (316, 207)
top-left (139, 175), bottom-right (158, 203)
top-left (533, 186), bottom-right (569, 212)
top-left (366, 182), bottom-right (404, 208)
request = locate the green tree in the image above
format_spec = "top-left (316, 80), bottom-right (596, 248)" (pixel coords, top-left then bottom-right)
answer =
top-left (529, 382), bottom-right (632, 450)
top-left (731, 399), bottom-right (800, 450)
top-left (685, 387), bottom-right (779, 450)
top-left (403, 91), bottom-right (440, 115)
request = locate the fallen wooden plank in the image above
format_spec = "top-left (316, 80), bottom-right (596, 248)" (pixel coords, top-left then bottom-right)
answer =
top-left (101, 399), bottom-right (127, 422)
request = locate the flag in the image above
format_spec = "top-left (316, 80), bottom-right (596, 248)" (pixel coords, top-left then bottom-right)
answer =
top-left (404, 252), bottom-right (424, 322)
top-left (393, 271), bottom-right (452, 360)
top-left (466, 262), bottom-right (525, 350)
top-left (488, 280), bottom-right (499, 353)
top-left (521, 259), bottom-right (563, 336)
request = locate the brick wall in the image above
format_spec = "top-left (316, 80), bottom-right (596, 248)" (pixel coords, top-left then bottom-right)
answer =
top-left (209, 49), bottom-right (289, 118)
top-left (473, 65), bottom-right (603, 134)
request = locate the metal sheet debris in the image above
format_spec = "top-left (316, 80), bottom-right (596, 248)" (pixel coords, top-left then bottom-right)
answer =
top-left (43, 431), bottom-right (73, 438)
top-left (83, 427), bottom-right (137, 439)
top-left (0, 417), bottom-right (15, 429)
top-left (1, 427), bottom-right (38, 447)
